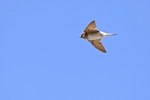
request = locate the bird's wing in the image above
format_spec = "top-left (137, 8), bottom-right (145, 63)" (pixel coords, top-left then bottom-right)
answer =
top-left (88, 40), bottom-right (106, 53)
top-left (84, 20), bottom-right (99, 33)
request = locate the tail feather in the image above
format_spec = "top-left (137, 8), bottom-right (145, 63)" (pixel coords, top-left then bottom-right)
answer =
top-left (109, 33), bottom-right (117, 36)
top-left (100, 31), bottom-right (117, 36)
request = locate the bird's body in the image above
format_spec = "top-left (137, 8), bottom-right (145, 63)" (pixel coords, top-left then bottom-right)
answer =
top-left (80, 20), bottom-right (117, 53)
top-left (85, 32), bottom-right (102, 40)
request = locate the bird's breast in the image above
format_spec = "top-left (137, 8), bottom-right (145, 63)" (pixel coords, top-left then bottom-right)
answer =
top-left (87, 32), bottom-right (102, 40)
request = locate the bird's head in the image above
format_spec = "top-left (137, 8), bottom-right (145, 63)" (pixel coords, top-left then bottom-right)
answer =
top-left (80, 32), bottom-right (86, 38)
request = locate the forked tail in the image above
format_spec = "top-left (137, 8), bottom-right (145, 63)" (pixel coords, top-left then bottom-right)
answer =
top-left (100, 31), bottom-right (117, 36)
top-left (107, 33), bottom-right (117, 36)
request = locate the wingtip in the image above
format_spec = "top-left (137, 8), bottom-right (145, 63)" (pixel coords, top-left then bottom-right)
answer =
top-left (103, 51), bottom-right (107, 53)
top-left (92, 20), bottom-right (95, 22)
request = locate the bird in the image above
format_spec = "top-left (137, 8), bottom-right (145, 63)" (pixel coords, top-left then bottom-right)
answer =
top-left (80, 20), bottom-right (117, 53)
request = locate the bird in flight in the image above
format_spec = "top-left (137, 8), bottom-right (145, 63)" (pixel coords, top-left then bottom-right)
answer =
top-left (80, 20), bottom-right (117, 53)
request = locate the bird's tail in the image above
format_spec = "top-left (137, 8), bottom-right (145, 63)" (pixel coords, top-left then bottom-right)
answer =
top-left (106, 33), bottom-right (117, 36)
top-left (100, 31), bottom-right (117, 36)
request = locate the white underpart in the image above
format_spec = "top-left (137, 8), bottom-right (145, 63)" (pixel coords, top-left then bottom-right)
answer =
top-left (87, 32), bottom-right (102, 40)
top-left (87, 31), bottom-right (116, 40)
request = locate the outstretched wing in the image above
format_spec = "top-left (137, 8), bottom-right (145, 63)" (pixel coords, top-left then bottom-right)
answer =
top-left (84, 20), bottom-right (98, 33)
top-left (88, 40), bottom-right (106, 53)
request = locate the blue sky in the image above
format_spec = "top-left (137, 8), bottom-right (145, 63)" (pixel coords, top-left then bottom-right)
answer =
top-left (1, 0), bottom-right (150, 100)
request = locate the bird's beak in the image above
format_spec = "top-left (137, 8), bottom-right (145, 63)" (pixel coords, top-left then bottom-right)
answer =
top-left (80, 34), bottom-right (83, 38)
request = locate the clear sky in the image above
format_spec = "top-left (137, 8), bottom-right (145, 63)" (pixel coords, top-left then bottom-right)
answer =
top-left (1, 0), bottom-right (150, 100)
